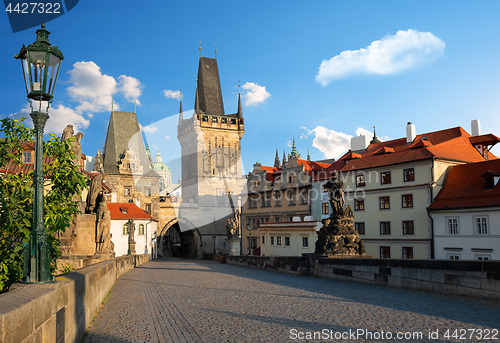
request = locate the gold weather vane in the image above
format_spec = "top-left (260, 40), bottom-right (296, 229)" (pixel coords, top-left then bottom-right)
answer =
top-left (215, 43), bottom-right (217, 60)
top-left (199, 41), bottom-right (202, 57)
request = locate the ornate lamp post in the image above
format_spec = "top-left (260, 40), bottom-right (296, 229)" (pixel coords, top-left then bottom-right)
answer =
top-left (15, 23), bottom-right (64, 283)
top-left (127, 219), bottom-right (133, 255)
top-left (248, 220), bottom-right (253, 256)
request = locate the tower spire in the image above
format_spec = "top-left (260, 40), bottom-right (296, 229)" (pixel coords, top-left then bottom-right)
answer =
top-left (274, 148), bottom-right (281, 169)
top-left (307, 147), bottom-right (311, 161)
top-left (237, 93), bottom-right (243, 119)
top-left (371, 125), bottom-right (381, 144)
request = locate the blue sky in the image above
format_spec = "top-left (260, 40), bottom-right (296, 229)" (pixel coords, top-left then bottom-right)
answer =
top-left (2, 1), bottom-right (500, 182)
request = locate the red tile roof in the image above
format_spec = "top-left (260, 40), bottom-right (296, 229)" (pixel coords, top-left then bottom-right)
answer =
top-left (259, 158), bottom-right (330, 183)
top-left (315, 126), bottom-right (497, 180)
top-left (107, 202), bottom-right (157, 221)
top-left (428, 159), bottom-right (500, 210)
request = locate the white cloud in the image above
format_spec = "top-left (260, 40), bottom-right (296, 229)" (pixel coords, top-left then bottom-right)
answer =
top-left (310, 126), bottom-right (352, 159)
top-left (140, 124), bottom-right (157, 134)
top-left (287, 140), bottom-right (292, 148)
top-left (66, 61), bottom-right (117, 113)
top-left (308, 126), bottom-right (385, 159)
top-left (118, 75), bottom-right (143, 104)
top-left (8, 103), bottom-right (90, 134)
top-left (316, 29), bottom-right (446, 85)
top-left (163, 90), bottom-right (182, 100)
top-left (241, 82), bottom-right (270, 106)
top-left (165, 135), bottom-right (171, 140)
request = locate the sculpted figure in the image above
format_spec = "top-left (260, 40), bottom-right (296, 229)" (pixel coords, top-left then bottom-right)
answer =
top-left (96, 198), bottom-right (112, 253)
top-left (61, 125), bottom-right (74, 142)
top-left (226, 213), bottom-right (239, 239)
top-left (72, 132), bottom-right (84, 165)
top-left (86, 173), bottom-right (103, 213)
top-left (325, 171), bottom-right (345, 217)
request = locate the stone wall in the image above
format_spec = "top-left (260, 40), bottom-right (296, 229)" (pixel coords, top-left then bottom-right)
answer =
top-left (312, 257), bottom-right (500, 299)
top-left (0, 254), bottom-right (149, 343)
top-left (226, 255), bottom-right (307, 276)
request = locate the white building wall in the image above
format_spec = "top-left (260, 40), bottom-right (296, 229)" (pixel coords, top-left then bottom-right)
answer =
top-left (432, 208), bottom-right (500, 260)
top-left (110, 219), bottom-right (158, 257)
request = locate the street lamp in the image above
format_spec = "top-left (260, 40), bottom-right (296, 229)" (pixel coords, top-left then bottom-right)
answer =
top-left (16, 23), bottom-right (64, 283)
top-left (248, 220), bottom-right (253, 256)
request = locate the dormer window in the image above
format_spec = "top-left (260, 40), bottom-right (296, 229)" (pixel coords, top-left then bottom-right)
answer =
top-left (22, 151), bottom-right (32, 163)
top-left (120, 207), bottom-right (128, 214)
top-left (481, 171), bottom-right (500, 189)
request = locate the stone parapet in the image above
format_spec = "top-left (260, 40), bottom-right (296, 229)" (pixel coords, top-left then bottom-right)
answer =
top-left (312, 257), bottom-right (500, 299)
top-left (0, 254), bottom-right (149, 343)
top-left (226, 255), bottom-right (307, 276)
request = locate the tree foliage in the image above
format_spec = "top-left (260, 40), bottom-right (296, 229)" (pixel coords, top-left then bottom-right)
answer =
top-left (0, 117), bottom-right (88, 292)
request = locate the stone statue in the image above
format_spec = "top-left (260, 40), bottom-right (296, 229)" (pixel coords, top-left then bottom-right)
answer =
top-left (61, 125), bottom-right (74, 142)
top-left (324, 170), bottom-right (345, 217)
top-left (86, 173), bottom-right (103, 213)
top-left (61, 124), bottom-right (84, 166)
top-left (226, 212), bottom-right (239, 239)
top-left (315, 171), bottom-right (366, 256)
top-left (72, 132), bottom-right (84, 165)
top-left (95, 198), bottom-right (112, 253)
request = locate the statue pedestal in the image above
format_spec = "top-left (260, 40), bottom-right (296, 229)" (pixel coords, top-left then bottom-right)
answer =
top-left (128, 242), bottom-right (136, 255)
top-left (226, 237), bottom-right (241, 256)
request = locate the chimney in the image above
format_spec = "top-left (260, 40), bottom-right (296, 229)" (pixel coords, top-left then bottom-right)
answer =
top-left (471, 119), bottom-right (481, 137)
top-left (406, 122), bottom-right (416, 143)
top-left (351, 135), bottom-right (370, 151)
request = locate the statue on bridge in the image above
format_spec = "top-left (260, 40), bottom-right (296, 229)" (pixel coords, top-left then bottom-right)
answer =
top-left (315, 171), bottom-right (366, 256)
top-left (95, 197), bottom-right (112, 254)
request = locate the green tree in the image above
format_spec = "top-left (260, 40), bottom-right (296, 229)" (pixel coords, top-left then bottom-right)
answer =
top-left (0, 117), bottom-right (88, 292)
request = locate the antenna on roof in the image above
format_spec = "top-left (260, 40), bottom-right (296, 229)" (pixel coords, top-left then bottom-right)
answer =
top-left (199, 41), bottom-right (202, 57)
top-left (215, 43), bottom-right (217, 60)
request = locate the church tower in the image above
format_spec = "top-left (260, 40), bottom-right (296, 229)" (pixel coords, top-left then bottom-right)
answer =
top-left (176, 57), bottom-right (245, 255)
top-left (177, 57), bottom-right (245, 203)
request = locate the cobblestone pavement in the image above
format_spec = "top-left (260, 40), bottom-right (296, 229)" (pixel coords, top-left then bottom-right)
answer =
top-left (82, 258), bottom-right (500, 343)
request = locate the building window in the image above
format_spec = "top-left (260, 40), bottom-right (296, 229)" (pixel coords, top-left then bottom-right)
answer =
top-left (249, 237), bottom-right (257, 249)
top-left (145, 189), bottom-right (151, 197)
top-left (123, 224), bottom-right (129, 235)
top-left (288, 175), bottom-right (296, 183)
top-left (447, 217), bottom-right (459, 235)
top-left (277, 236), bottom-right (282, 245)
top-left (402, 194), bottom-right (413, 208)
top-left (145, 204), bottom-right (151, 213)
top-left (261, 236), bottom-right (265, 245)
top-left (138, 224), bottom-right (144, 235)
top-left (380, 171), bottom-right (391, 185)
top-left (447, 254), bottom-right (460, 260)
top-left (289, 193), bottom-right (296, 205)
top-left (124, 187), bottom-right (131, 196)
top-left (22, 151), bottom-right (32, 163)
top-left (321, 184), bottom-right (328, 193)
top-left (284, 237), bottom-right (290, 246)
top-left (248, 198), bottom-right (257, 209)
top-left (259, 217), bottom-right (270, 225)
top-left (300, 192), bottom-right (308, 205)
top-left (262, 196), bottom-right (271, 207)
top-left (274, 193), bottom-right (282, 206)
top-left (380, 246), bottom-right (391, 258)
top-left (274, 216), bottom-right (281, 223)
top-left (379, 196), bottom-right (390, 210)
top-left (355, 222), bottom-right (365, 234)
top-left (270, 236), bottom-right (274, 245)
top-left (402, 247), bottom-right (413, 259)
top-left (322, 202), bottom-right (329, 215)
top-left (403, 168), bottom-right (415, 182)
top-left (354, 199), bottom-right (364, 211)
top-left (302, 237), bottom-right (309, 247)
top-left (380, 222), bottom-right (391, 235)
top-left (403, 221), bottom-right (414, 234)
top-left (476, 255), bottom-right (490, 261)
top-left (356, 174), bottom-right (365, 187)
top-left (474, 216), bottom-right (488, 235)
